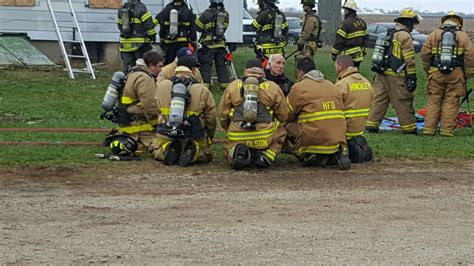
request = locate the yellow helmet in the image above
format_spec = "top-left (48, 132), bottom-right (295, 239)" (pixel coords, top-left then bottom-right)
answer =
top-left (441, 11), bottom-right (463, 28)
top-left (395, 8), bottom-right (422, 25)
top-left (342, 0), bottom-right (357, 12)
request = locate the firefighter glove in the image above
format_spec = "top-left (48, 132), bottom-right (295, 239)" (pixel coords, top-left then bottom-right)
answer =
top-left (331, 53), bottom-right (337, 62)
top-left (406, 74), bottom-right (417, 92)
top-left (149, 35), bottom-right (156, 44)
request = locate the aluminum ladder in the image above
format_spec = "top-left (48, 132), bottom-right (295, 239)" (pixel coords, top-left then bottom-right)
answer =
top-left (46, 0), bottom-right (95, 79)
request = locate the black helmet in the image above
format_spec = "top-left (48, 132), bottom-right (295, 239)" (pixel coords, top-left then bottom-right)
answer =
top-left (103, 134), bottom-right (138, 156)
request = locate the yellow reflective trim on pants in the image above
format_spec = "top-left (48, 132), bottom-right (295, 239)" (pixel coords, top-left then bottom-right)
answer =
top-left (262, 149), bottom-right (276, 161)
top-left (331, 48), bottom-right (340, 54)
top-left (120, 123), bottom-right (155, 134)
top-left (159, 108), bottom-right (201, 117)
top-left (423, 127), bottom-right (437, 135)
top-left (366, 120), bottom-right (379, 127)
top-left (121, 96), bottom-right (134, 105)
top-left (341, 46), bottom-right (363, 55)
top-left (195, 18), bottom-right (205, 29)
top-left (344, 108), bottom-right (370, 118)
top-left (440, 129), bottom-right (454, 137)
top-left (400, 123), bottom-right (417, 131)
top-left (346, 131), bottom-right (364, 138)
top-left (120, 37), bottom-right (148, 43)
top-left (163, 37), bottom-right (188, 43)
top-left (300, 144), bottom-right (340, 155)
top-left (227, 122), bottom-right (280, 141)
top-left (298, 110), bottom-right (345, 123)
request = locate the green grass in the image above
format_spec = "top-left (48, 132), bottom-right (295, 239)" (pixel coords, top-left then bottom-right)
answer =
top-left (0, 48), bottom-right (473, 166)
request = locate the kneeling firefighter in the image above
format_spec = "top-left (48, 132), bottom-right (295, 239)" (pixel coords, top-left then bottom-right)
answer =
top-left (283, 57), bottom-right (351, 170)
top-left (219, 59), bottom-right (289, 170)
top-left (334, 55), bottom-right (373, 163)
top-left (421, 11), bottom-right (474, 137)
top-left (100, 51), bottom-right (163, 157)
top-left (152, 56), bottom-right (217, 166)
top-left (252, 0), bottom-right (289, 68)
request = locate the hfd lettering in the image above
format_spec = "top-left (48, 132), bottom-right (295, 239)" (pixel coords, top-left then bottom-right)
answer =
top-left (322, 101), bottom-right (336, 111)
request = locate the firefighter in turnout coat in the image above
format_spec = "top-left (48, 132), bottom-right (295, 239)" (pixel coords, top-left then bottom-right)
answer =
top-left (153, 56), bottom-right (217, 166)
top-left (284, 57), bottom-right (351, 170)
top-left (334, 55), bottom-right (373, 163)
top-left (421, 11), bottom-right (474, 137)
top-left (219, 59), bottom-right (288, 170)
top-left (366, 9), bottom-right (420, 134)
top-left (196, 0), bottom-right (231, 90)
top-left (117, 0), bottom-right (157, 73)
top-left (331, 0), bottom-right (368, 69)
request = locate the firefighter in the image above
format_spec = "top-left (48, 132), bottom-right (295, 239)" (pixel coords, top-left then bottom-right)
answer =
top-left (196, 0), bottom-right (231, 90)
top-left (156, 0), bottom-right (197, 65)
top-left (219, 59), bottom-right (288, 170)
top-left (117, 0), bottom-right (157, 73)
top-left (265, 54), bottom-right (294, 96)
top-left (296, 0), bottom-right (321, 61)
top-left (421, 12), bottom-right (474, 137)
top-left (252, 0), bottom-right (289, 67)
top-left (153, 56), bottom-right (217, 166)
top-left (157, 47), bottom-right (204, 83)
top-left (334, 55), bottom-right (373, 163)
top-left (284, 57), bottom-right (350, 170)
top-left (331, 0), bottom-right (368, 69)
top-left (366, 9), bottom-right (420, 135)
top-left (107, 50), bottom-right (163, 156)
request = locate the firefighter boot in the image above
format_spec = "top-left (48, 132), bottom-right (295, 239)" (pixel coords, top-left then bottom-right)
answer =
top-left (230, 144), bottom-right (252, 170)
top-left (163, 141), bottom-right (181, 165)
top-left (334, 146), bottom-right (351, 170)
top-left (300, 153), bottom-right (329, 167)
top-left (252, 150), bottom-right (272, 169)
top-left (347, 137), bottom-right (364, 164)
top-left (178, 140), bottom-right (198, 167)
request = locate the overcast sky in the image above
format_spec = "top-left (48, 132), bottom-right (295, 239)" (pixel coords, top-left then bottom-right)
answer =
top-left (249, 0), bottom-right (474, 13)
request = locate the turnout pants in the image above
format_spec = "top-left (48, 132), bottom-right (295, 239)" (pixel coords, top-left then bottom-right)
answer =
top-left (198, 47), bottom-right (230, 90)
top-left (366, 74), bottom-right (417, 133)
top-left (161, 42), bottom-right (189, 65)
top-left (423, 69), bottom-right (466, 137)
top-left (121, 43), bottom-right (153, 73)
top-left (152, 136), bottom-right (213, 163)
top-left (223, 126), bottom-right (287, 164)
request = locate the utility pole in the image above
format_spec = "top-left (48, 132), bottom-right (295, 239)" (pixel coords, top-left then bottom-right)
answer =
top-left (318, 0), bottom-right (341, 46)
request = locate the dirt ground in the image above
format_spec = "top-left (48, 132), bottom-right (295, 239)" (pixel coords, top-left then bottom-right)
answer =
top-left (1, 159), bottom-right (473, 264)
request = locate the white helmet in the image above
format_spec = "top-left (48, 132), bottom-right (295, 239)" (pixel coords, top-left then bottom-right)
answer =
top-left (342, 0), bottom-right (357, 12)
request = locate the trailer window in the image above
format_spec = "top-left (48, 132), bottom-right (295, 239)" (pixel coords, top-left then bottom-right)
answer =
top-left (89, 0), bottom-right (122, 8)
top-left (0, 0), bottom-right (35, 6)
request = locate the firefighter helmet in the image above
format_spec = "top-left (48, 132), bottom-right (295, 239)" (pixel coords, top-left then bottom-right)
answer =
top-left (300, 0), bottom-right (316, 5)
top-left (103, 134), bottom-right (138, 156)
top-left (342, 0), bottom-right (357, 12)
top-left (395, 9), bottom-right (422, 25)
top-left (441, 11), bottom-right (464, 28)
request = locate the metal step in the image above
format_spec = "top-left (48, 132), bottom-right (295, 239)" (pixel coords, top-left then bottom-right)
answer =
top-left (62, 40), bottom-right (82, 43)
top-left (71, 69), bottom-right (92, 73)
top-left (67, 55), bottom-right (85, 59)
top-left (53, 10), bottom-right (72, 14)
top-left (57, 24), bottom-right (76, 28)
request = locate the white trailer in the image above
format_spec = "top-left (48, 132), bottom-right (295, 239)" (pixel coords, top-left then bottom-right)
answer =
top-left (0, 0), bottom-right (243, 63)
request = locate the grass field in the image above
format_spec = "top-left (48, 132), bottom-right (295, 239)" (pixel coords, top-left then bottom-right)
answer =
top-left (0, 48), bottom-right (473, 166)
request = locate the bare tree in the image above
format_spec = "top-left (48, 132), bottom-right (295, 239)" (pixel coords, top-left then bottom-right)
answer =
top-left (319, 0), bottom-right (341, 46)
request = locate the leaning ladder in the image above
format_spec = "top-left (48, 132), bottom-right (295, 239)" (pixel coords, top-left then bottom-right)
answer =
top-left (46, 0), bottom-right (95, 79)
